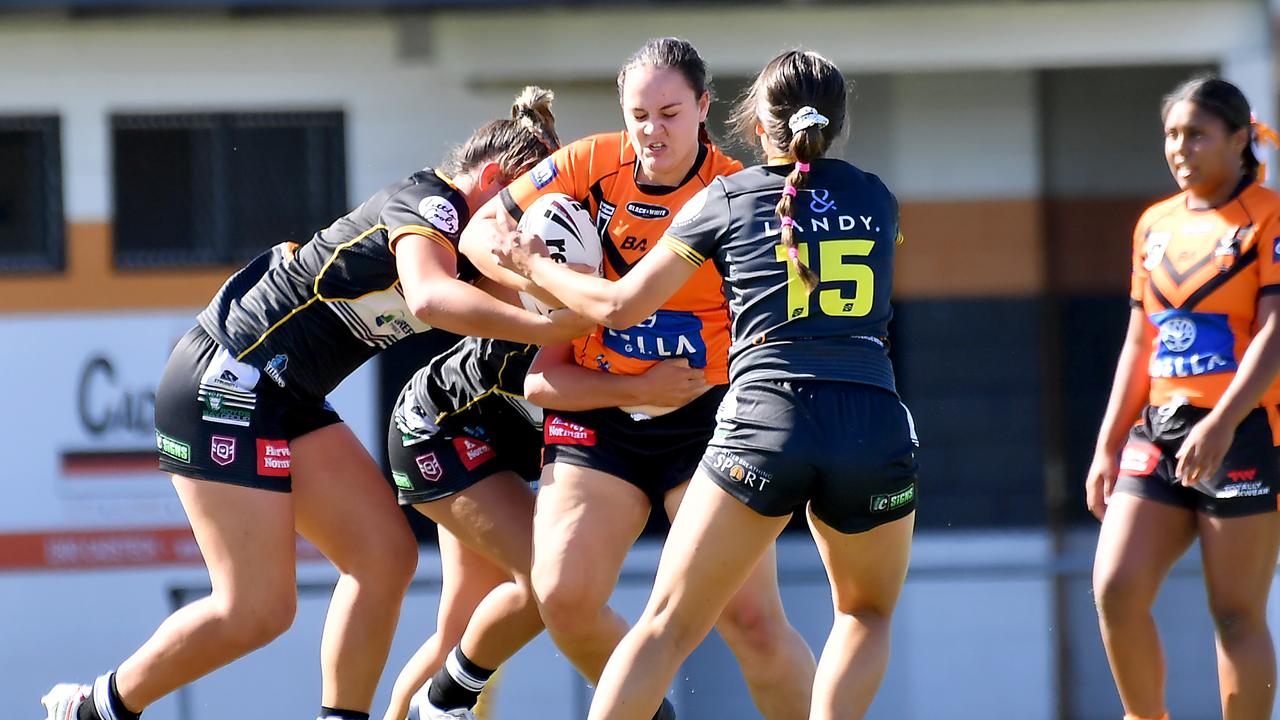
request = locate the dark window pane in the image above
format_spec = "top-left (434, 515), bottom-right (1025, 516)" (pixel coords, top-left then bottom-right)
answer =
top-left (0, 117), bottom-right (63, 272)
top-left (113, 121), bottom-right (219, 265)
top-left (114, 111), bottom-right (345, 267)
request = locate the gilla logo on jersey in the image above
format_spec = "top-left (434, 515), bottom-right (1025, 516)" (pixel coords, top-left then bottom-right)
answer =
top-left (257, 439), bottom-right (290, 477)
top-left (210, 435), bottom-right (236, 466)
top-left (416, 452), bottom-right (443, 482)
top-left (452, 437), bottom-right (496, 471)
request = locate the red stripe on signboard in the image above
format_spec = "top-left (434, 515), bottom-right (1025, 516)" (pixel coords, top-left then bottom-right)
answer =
top-left (0, 527), bottom-right (323, 571)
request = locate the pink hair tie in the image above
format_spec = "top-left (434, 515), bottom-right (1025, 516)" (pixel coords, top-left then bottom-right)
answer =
top-left (787, 246), bottom-right (799, 261)
top-left (795, 161), bottom-right (811, 173)
top-left (781, 185), bottom-right (798, 197)
top-left (780, 216), bottom-right (795, 228)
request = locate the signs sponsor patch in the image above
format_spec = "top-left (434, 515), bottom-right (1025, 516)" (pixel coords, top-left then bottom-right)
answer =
top-left (156, 431), bottom-right (191, 463)
top-left (870, 484), bottom-right (915, 513)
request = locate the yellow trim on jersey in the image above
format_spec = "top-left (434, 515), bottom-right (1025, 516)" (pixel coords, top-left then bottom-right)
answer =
top-left (389, 225), bottom-right (456, 258)
top-left (235, 295), bottom-right (320, 361)
top-left (237, 224), bottom-right (389, 359)
top-left (434, 169), bottom-right (459, 190)
top-left (659, 236), bottom-right (706, 267)
top-left (432, 344), bottom-right (535, 424)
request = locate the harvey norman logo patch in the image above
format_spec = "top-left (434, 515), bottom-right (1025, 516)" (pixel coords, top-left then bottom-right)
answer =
top-left (544, 416), bottom-right (596, 446)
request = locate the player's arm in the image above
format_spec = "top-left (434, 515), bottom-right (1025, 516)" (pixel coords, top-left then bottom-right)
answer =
top-left (494, 182), bottom-right (724, 328)
top-left (458, 195), bottom-right (549, 295)
top-left (395, 233), bottom-right (592, 344)
top-left (524, 343), bottom-right (709, 411)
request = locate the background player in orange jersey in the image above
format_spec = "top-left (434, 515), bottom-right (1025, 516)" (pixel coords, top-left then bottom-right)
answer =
top-left (40, 88), bottom-right (592, 720)
top-left (495, 48), bottom-right (915, 720)
top-left (412, 38), bottom-right (816, 720)
top-left (1088, 76), bottom-right (1280, 720)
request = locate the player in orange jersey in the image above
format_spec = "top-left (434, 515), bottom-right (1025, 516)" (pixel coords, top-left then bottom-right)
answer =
top-left (1088, 76), bottom-right (1280, 720)
top-left (411, 38), bottom-right (816, 720)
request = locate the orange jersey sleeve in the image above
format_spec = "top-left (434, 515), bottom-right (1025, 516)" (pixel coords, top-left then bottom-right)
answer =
top-left (500, 134), bottom-right (619, 219)
top-left (1134, 183), bottom-right (1280, 408)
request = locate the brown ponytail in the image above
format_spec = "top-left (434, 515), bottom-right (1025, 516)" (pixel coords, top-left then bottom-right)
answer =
top-left (736, 50), bottom-right (847, 296)
top-left (447, 85), bottom-right (561, 180)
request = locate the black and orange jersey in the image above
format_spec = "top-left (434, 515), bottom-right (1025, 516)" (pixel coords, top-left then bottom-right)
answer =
top-left (198, 168), bottom-right (469, 400)
top-left (662, 159), bottom-right (900, 390)
top-left (1131, 180), bottom-right (1280, 408)
top-left (500, 131), bottom-right (742, 384)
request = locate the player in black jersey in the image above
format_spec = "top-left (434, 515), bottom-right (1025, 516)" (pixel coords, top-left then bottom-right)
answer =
top-left (41, 88), bottom-right (595, 720)
top-left (494, 51), bottom-right (917, 720)
top-left (381, 336), bottom-right (706, 720)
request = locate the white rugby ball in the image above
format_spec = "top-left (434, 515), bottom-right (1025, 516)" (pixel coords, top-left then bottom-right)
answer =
top-left (516, 193), bottom-right (603, 315)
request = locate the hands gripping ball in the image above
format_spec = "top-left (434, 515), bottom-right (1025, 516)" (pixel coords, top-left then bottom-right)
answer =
top-left (515, 193), bottom-right (604, 315)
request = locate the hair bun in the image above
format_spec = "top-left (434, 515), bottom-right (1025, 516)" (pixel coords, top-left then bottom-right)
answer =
top-left (511, 85), bottom-right (559, 150)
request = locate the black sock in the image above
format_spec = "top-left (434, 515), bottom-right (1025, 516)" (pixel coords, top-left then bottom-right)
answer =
top-left (426, 646), bottom-right (494, 710)
top-left (77, 673), bottom-right (141, 720)
top-left (652, 697), bottom-right (677, 720)
top-left (317, 707), bottom-right (369, 720)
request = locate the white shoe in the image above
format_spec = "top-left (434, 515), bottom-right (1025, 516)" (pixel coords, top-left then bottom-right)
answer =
top-left (40, 684), bottom-right (90, 720)
top-left (408, 679), bottom-right (476, 720)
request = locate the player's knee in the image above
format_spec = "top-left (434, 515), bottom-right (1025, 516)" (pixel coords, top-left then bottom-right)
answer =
top-left (218, 589), bottom-right (297, 650)
top-left (533, 569), bottom-right (608, 637)
top-left (716, 596), bottom-right (783, 657)
top-left (1209, 603), bottom-right (1267, 644)
top-left (344, 524), bottom-right (419, 593)
top-left (1092, 568), bottom-right (1147, 622)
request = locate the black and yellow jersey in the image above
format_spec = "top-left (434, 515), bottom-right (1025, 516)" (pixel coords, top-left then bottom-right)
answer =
top-left (393, 336), bottom-right (542, 436)
top-left (662, 158), bottom-right (900, 391)
top-left (197, 168), bottom-right (469, 401)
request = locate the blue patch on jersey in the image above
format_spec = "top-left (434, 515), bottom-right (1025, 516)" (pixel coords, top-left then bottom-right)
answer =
top-left (1272, 236), bottom-right (1280, 263)
top-left (602, 310), bottom-right (708, 368)
top-left (1148, 309), bottom-right (1237, 378)
top-left (531, 157), bottom-right (558, 190)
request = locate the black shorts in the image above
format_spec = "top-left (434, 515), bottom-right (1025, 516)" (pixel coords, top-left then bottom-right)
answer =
top-left (700, 379), bottom-right (919, 534)
top-left (1114, 402), bottom-right (1280, 517)
top-left (386, 390), bottom-right (542, 506)
top-left (543, 386), bottom-right (728, 506)
top-left (153, 326), bottom-right (342, 493)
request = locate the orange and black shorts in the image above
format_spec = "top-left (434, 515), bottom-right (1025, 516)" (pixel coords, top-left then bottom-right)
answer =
top-left (1115, 402), bottom-right (1280, 517)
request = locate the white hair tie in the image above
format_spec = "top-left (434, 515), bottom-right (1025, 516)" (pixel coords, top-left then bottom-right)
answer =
top-left (788, 106), bottom-right (829, 133)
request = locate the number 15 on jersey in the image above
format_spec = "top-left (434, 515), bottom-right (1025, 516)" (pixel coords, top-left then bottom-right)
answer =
top-left (774, 239), bottom-right (876, 319)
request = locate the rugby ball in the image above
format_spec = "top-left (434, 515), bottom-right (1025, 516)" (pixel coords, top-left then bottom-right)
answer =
top-left (515, 193), bottom-right (604, 315)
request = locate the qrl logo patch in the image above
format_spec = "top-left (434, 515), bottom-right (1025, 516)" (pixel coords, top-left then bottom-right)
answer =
top-left (256, 440), bottom-right (291, 477)
top-left (544, 416), bottom-right (596, 446)
top-left (452, 437), bottom-right (496, 471)
top-left (210, 435), bottom-right (236, 466)
top-left (416, 452), bottom-right (443, 482)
